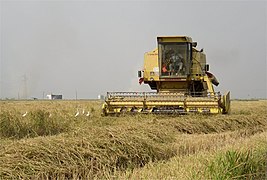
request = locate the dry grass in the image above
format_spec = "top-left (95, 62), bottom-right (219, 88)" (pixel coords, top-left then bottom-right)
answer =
top-left (0, 126), bottom-right (176, 179)
top-left (0, 100), bottom-right (266, 179)
top-left (118, 132), bottom-right (266, 180)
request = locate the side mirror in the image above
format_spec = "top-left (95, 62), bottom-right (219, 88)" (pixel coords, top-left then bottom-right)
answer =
top-left (192, 42), bottom-right (197, 47)
top-left (205, 64), bottom-right (209, 72)
top-left (138, 71), bottom-right (142, 78)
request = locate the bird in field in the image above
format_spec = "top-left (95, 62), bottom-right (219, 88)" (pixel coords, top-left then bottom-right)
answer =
top-left (86, 111), bottom-right (90, 117)
top-left (75, 110), bottom-right (80, 117)
top-left (22, 111), bottom-right (28, 117)
top-left (82, 109), bottom-right (85, 115)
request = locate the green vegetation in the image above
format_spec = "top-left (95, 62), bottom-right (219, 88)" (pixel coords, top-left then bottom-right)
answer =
top-left (204, 148), bottom-right (266, 179)
top-left (0, 100), bottom-right (266, 179)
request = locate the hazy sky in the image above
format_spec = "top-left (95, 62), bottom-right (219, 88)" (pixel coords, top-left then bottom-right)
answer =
top-left (0, 1), bottom-right (266, 99)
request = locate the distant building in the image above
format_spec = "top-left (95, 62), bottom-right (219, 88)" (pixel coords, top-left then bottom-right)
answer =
top-left (98, 94), bottom-right (105, 100)
top-left (46, 94), bottom-right (63, 100)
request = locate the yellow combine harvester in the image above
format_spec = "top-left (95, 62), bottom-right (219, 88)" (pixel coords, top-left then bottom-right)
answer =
top-left (102, 36), bottom-right (230, 115)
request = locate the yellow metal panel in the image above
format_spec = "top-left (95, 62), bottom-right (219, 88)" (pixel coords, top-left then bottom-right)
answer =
top-left (204, 76), bottom-right (215, 93)
top-left (222, 91), bottom-right (231, 114)
top-left (144, 49), bottom-right (160, 81)
top-left (145, 102), bottom-right (184, 106)
top-left (109, 102), bottom-right (144, 106)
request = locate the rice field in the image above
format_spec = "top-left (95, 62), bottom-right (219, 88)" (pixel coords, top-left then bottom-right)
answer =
top-left (0, 100), bottom-right (266, 179)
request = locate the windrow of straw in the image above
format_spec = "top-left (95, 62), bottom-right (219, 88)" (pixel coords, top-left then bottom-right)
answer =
top-left (117, 131), bottom-right (267, 180)
top-left (0, 124), bottom-right (176, 179)
top-left (156, 113), bottom-right (267, 134)
top-left (1, 113), bottom-right (266, 179)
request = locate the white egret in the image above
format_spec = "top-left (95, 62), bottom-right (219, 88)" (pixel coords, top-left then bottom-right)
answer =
top-left (75, 110), bottom-right (80, 117)
top-left (22, 111), bottom-right (28, 117)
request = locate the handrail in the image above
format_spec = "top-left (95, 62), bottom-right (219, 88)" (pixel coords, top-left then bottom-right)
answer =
top-left (106, 92), bottom-right (221, 100)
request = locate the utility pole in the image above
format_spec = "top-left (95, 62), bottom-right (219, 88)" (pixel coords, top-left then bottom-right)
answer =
top-left (22, 74), bottom-right (28, 99)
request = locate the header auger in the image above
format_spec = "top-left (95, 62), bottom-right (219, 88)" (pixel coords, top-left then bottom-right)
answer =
top-left (102, 36), bottom-right (230, 115)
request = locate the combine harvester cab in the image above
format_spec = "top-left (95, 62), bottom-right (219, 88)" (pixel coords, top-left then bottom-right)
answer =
top-left (102, 36), bottom-right (230, 115)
